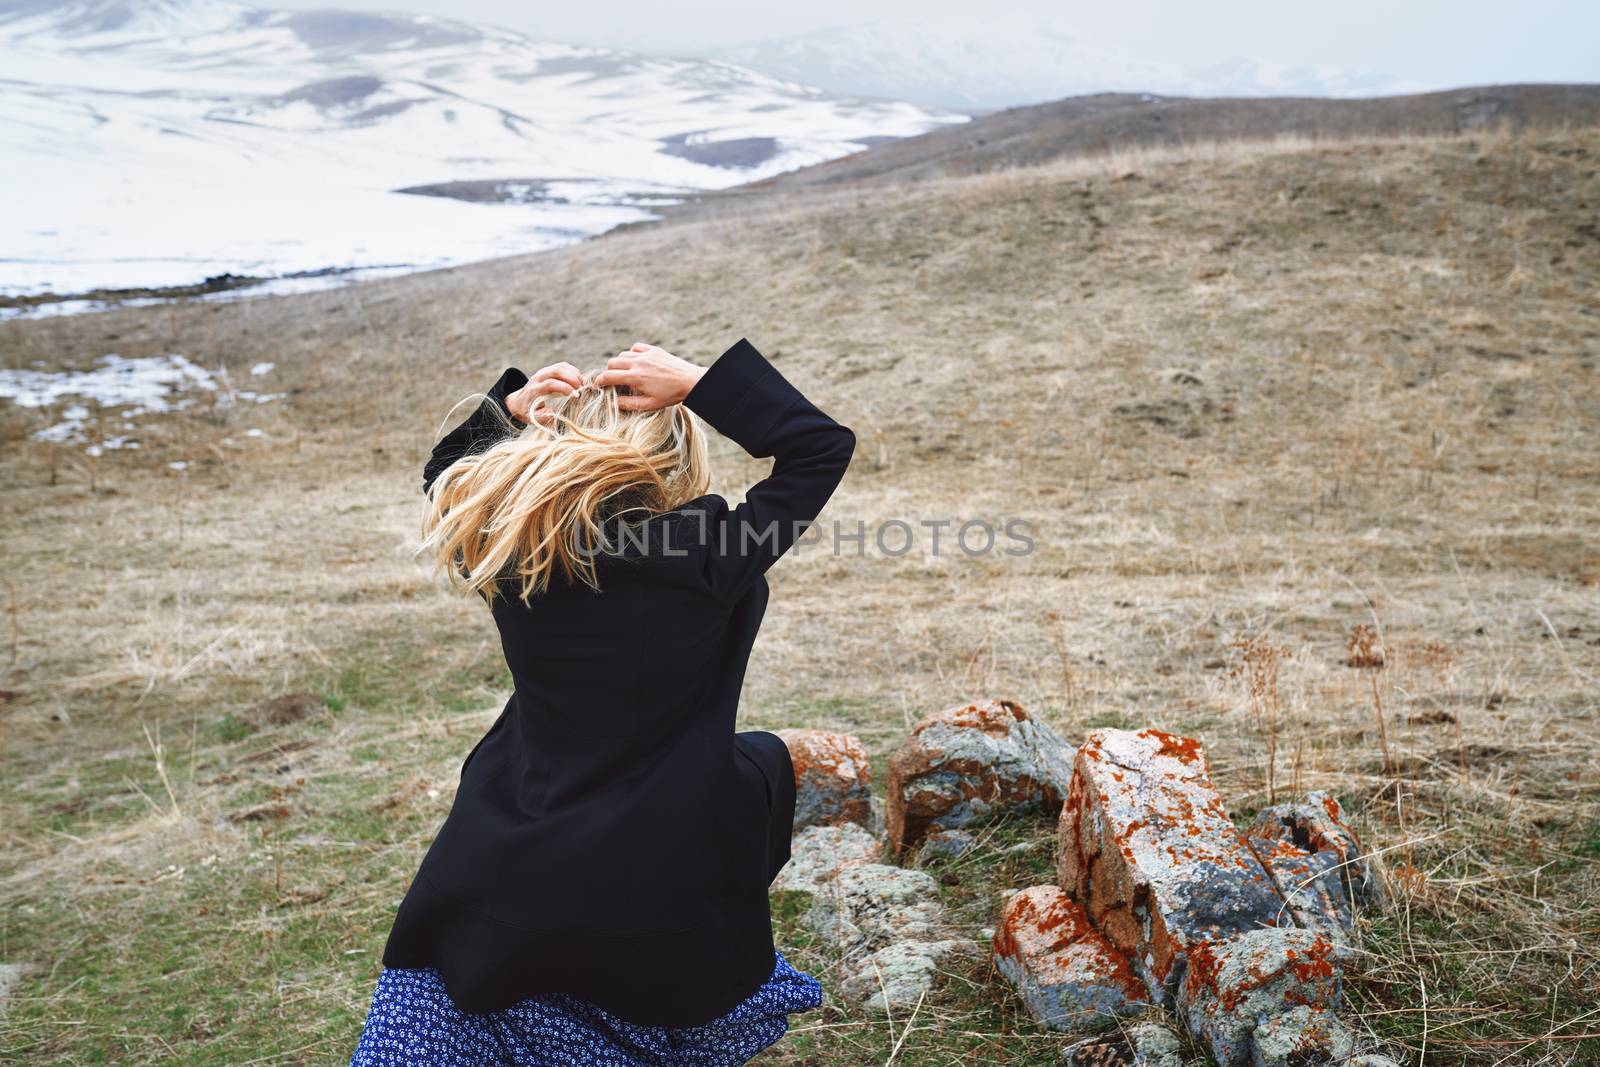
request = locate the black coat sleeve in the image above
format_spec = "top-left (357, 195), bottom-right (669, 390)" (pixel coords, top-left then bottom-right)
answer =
top-left (422, 367), bottom-right (529, 496)
top-left (679, 338), bottom-right (856, 601)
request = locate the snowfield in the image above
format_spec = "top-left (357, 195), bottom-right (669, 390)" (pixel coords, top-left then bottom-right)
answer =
top-left (0, 352), bottom-right (283, 452)
top-left (0, 0), bottom-right (968, 304)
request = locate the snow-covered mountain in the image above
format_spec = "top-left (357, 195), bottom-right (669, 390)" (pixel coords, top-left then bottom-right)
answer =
top-left (0, 0), bottom-right (968, 300)
top-left (704, 20), bottom-right (1415, 111)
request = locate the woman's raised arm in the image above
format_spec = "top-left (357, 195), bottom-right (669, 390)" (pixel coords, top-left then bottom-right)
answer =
top-left (665, 338), bottom-right (856, 601)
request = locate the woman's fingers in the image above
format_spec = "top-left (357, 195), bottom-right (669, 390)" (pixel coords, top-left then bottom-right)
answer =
top-left (532, 362), bottom-right (584, 390)
top-left (508, 371), bottom-right (581, 424)
top-left (586, 342), bottom-right (701, 409)
top-left (593, 366), bottom-right (635, 390)
top-left (507, 378), bottom-right (573, 424)
top-left (531, 376), bottom-right (576, 397)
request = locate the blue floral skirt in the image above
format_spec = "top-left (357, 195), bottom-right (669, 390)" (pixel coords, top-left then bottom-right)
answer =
top-left (349, 949), bottom-right (822, 1066)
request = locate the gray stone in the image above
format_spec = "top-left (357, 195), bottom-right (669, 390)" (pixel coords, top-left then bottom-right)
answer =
top-left (804, 863), bottom-right (946, 950)
top-left (837, 938), bottom-right (981, 1014)
top-left (1057, 728), bottom-right (1288, 1004)
top-left (773, 822), bottom-right (883, 894)
top-left (1126, 1020), bottom-right (1188, 1066)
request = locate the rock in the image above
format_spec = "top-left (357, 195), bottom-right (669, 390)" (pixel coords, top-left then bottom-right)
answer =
top-left (775, 728), bottom-right (874, 830)
top-left (993, 885), bottom-right (1149, 1033)
top-left (1244, 792), bottom-right (1379, 938)
top-left (1125, 1021), bottom-right (1189, 1067)
top-left (837, 938), bottom-right (981, 1014)
top-left (797, 842), bottom-right (981, 1014)
top-left (1062, 1020), bottom-right (1188, 1066)
top-left (773, 822), bottom-right (883, 893)
top-left (1245, 838), bottom-right (1353, 941)
top-left (1056, 728), bottom-right (1287, 1004)
top-left (1178, 927), bottom-right (1351, 1067)
top-left (804, 863), bottom-right (946, 950)
top-left (916, 828), bottom-right (978, 865)
top-left (886, 698), bottom-right (1075, 854)
top-left (1250, 1006), bottom-right (1356, 1067)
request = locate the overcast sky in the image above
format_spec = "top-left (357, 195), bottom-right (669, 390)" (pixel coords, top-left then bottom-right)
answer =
top-left (268, 0), bottom-right (1598, 88)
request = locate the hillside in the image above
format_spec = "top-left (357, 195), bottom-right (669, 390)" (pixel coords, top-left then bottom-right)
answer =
top-left (709, 83), bottom-right (1600, 192)
top-left (0, 127), bottom-right (1597, 1064)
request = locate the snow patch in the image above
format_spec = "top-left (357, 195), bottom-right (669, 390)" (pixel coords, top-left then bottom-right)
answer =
top-left (0, 352), bottom-right (284, 449)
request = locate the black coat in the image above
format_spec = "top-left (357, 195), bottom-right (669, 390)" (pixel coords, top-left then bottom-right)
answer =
top-left (380, 338), bottom-right (856, 1025)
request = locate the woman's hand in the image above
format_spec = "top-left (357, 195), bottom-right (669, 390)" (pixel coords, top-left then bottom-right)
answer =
top-left (595, 342), bottom-right (705, 412)
top-left (505, 362), bottom-right (584, 424)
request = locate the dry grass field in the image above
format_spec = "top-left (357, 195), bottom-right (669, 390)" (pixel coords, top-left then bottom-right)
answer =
top-left (1, 126), bottom-right (1597, 1065)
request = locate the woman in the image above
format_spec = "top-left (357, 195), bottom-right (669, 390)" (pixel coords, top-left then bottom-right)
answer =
top-left (349, 337), bottom-right (856, 1065)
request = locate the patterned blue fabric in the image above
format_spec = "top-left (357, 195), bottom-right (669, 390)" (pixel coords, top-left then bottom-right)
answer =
top-left (349, 950), bottom-right (822, 1066)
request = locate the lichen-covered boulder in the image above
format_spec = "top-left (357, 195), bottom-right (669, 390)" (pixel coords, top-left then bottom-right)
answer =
top-left (774, 728), bottom-right (874, 830)
top-left (804, 863), bottom-right (946, 950)
top-left (801, 854), bottom-right (978, 1014)
top-left (773, 822), bottom-right (883, 894)
top-left (1245, 791), bottom-right (1378, 938)
top-left (837, 938), bottom-right (982, 1014)
top-left (993, 885), bottom-right (1149, 1033)
top-left (886, 699), bottom-right (1075, 854)
top-left (1056, 728), bottom-right (1288, 1004)
top-left (1178, 927), bottom-right (1351, 1067)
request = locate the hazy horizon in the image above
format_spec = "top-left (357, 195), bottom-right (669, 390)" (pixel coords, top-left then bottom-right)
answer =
top-left (257, 0), bottom-right (1600, 94)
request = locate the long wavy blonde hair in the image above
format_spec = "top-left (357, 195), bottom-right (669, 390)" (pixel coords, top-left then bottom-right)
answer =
top-left (417, 374), bottom-right (711, 605)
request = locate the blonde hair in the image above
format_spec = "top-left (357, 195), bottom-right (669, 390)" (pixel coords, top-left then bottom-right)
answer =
top-left (417, 373), bottom-right (710, 605)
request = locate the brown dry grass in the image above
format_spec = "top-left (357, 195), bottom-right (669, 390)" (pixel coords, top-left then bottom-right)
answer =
top-left (1, 127), bottom-right (1597, 1064)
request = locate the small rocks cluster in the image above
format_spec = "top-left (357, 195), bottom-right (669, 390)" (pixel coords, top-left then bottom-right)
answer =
top-left (775, 726), bottom-right (981, 1013)
top-left (772, 705), bottom-right (1396, 1066)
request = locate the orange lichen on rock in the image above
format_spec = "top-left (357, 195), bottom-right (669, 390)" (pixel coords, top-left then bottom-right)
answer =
top-left (1243, 790), bottom-right (1378, 936)
top-left (942, 697), bottom-right (1032, 733)
top-left (992, 885), bottom-right (1149, 1032)
top-left (885, 699), bottom-right (1074, 853)
top-left (774, 728), bottom-right (873, 830)
top-left (1056, 727), bottom-right (1287, 1004)
top-left (1137, 727), bottom-right (1205, 765)
top-left (1177, 927), bottom-right (1350, 1067)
